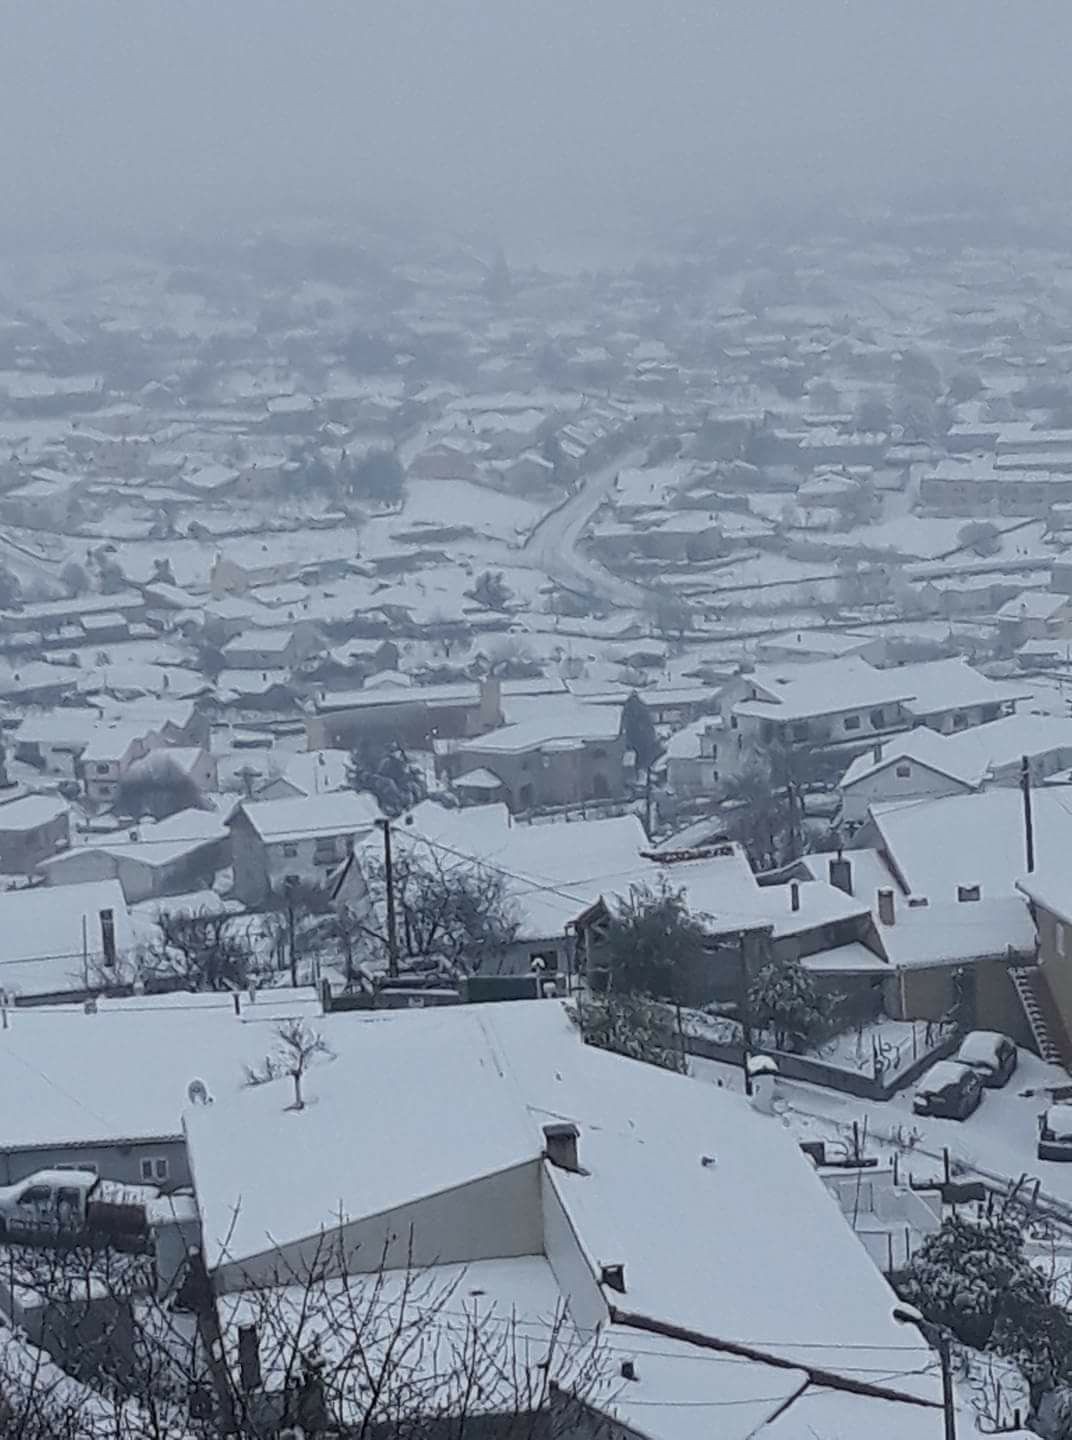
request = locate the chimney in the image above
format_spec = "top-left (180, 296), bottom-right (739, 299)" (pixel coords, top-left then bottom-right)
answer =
top-left (872, 742), bottom-right (883, 764)
top-left (237, 1324), bottom-right (262, 1392)
top-left (99, 909), bottom-right (116, 968)
top-left (828, 855), bottom-right (853, 896)
top-left (479, 674), bottom-right (502, 730)
top-left (789, 880), bottom-right (801, 913)
top-left (543, 1122), bottom-right (580, 1172)
top-left (957, 884), bottom-right (981, 903)
top-left (600, 1263), bottom-right (626, 1294)
top-left (619, 1360), bottom-right (638, 1382)
top-left (877, 888), bottom-right (896, 926)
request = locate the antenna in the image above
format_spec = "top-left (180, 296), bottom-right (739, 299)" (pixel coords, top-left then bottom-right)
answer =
top-left (186, 1078), bottom-right (213, 1107)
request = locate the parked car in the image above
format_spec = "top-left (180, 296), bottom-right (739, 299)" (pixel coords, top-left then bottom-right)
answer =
top-left (956, 1031), bottom-right (1018, 1088)
top-left (1038, 1104), bottom-right (1072, 1161)
top-left (913, 1061), bottom-right (984, 1120)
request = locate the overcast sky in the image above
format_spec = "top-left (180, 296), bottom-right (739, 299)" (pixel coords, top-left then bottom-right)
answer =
top-left (2, 1), bottom-right (1070, 252)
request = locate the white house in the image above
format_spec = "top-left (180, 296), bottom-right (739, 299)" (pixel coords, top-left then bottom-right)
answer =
top-left (228, 790), bottom-right (382, 904)
top-left (182, 1000), bottom-right (951, 1439)
top-left (839, 713), bottom-right (1072, 826)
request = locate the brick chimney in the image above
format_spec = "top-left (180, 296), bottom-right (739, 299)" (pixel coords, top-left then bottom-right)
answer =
top-left (828, 855), bottom-right (853, 895)
top-left (543, 1122), bottom-right (580, 1172)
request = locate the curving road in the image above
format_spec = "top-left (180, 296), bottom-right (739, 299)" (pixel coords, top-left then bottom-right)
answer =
top-left (519, 450), bottom-right (650, 609)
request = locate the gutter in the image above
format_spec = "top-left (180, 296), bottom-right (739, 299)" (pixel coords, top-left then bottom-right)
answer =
top-left (608, 1306), bottom-right (940, 1410)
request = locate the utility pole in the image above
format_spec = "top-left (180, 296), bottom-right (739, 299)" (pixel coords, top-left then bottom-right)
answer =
top-left (1021, 753), bottom-right (1035, 875)
top-left (739, 931), bottom-right (754, 1097)
top-left (937, 1330), bottom-right (957, 1440)
top-left (379, 818), bottom-right (399, 978)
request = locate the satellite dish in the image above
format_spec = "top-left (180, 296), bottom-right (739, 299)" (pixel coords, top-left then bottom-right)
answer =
top-left (186, 1078), bottom-right (213, 1107)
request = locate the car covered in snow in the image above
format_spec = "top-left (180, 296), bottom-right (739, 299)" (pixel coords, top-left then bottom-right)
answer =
top-left (1038, 1104), bottom-right (1072, 1162)
top-left (913, 1060), bottom-right (984, 1120)
top-left (955, 1031), bottom-right (1018, 1088)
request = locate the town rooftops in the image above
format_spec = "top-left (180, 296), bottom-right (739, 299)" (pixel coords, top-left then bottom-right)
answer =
top-left (734, 656), bottom-right (1027, 726)
top-left (182, 999), bottom-right (945, 1436)
top-left (234, 790), bottom-right (382, 844)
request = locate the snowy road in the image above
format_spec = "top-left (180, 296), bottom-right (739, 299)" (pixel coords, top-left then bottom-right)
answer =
top-left (519, 450), bottom-right (650, 609)
top-left (692, 1049), bottom-right (1072, 1216)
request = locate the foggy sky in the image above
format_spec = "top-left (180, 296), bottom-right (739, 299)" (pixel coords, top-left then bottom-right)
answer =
top-left (3, 1), bottom-right (1071, 251)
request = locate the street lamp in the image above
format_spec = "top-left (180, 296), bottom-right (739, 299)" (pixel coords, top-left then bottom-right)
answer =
top-left (893, 1304), bottom-right (956, 1440)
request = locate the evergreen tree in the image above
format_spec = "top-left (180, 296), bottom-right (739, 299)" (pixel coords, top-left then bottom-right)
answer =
top-left (346, 738), bottom-right (426, 818)
top-left (748, 955), bottom-right (828, 1051)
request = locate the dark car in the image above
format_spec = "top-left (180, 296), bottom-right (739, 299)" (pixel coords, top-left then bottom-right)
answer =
top-left (913, 1060), bottom-right (984, 1120)
top-left (1039, 1105), bottom-right (1072, 1162)
top-left (956, 1031), bottom-right (1018, 1088)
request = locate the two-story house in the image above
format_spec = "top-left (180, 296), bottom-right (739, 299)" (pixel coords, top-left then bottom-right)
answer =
top-left (725, 656), bottom-right (1028, 769)
top-left (228, 790), bottom-right (382, 905)
top-left (442, 705), bottom-right (626, 813)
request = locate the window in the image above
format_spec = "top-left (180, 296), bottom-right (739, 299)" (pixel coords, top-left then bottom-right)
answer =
top-left (730, 715), bottom-right (738, 730)
top-left (952, 712), bottom-right (968, 731)
top-left (140, 1157), bottom-right (169, 1183)
top-left (284, 873), bottom-right (301, 887)
top-left (791, 722), bottom-right (808, 742)
top-left (869, 708), bottom-right (886, 729)
top-left (591, 747), bottom-right (607, 759)
top-left (710, 768), bottom-right (719, 784)
top-left (530, 948), bottom-right (558, 973)
top-left (313, 838), bottom-right (338, 865)
top-left (896, 763), bottom-right (911, 779)
top-left (1058, 923), bottom-right (1067, 959)
top-left (18, 1186), bottom-right (52, 1206)
top-left (95, 763), bottom-right (111, 775)
top-left (843, 715), bottom-right (861, 732)
top-left (282, 843), bottom-right (299, 858)
top-left (54, 1161), bottom-right (97, 1174)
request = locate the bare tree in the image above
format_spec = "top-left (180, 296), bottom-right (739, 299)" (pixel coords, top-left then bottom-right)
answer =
top-left (244, 1019), bottom-right (334, 1110)
top-left (149, 907), bottom-right (253, 992)
top-left (0, 1224), bottom-right (611, 1440)
top-left (359, 845), bottom-right (519, 974)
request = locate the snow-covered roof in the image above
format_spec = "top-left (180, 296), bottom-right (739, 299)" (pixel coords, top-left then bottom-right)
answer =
top-left (734, 658), bottom-right (916, 723)
top-left (890, 659), bottom-right (1030, 718)
top-left (0, 989), bottom-right (322, 1147)
top-left (236, 790), bottom-right (382, 844)
top-left (183, 999), bottom-right (944, 1433)
top-left (842, 713), bottom-right (1072, 792)
top-left (840, 727), bottom-right (985, 791)
top-left (0, 879), bottom-right (132, 998)
top-left (872, 894), bottom-right (1036, 968)
top-left (996, 590), bottom-right (1070, 622)
top-left (871, 788), bottom-right (1072, 900)
top-left (461, 704), bottom-right (620, 755)
top-left (0, 795), bottom-right (68, 832)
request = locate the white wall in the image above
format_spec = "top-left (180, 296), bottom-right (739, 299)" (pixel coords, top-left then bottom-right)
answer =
top-left (218, 1159), bottom-right (544, 1293)
top-left (841, 761), bottom-right (971, 826)
top-left (541, 1166), bottom-right (606, 1332)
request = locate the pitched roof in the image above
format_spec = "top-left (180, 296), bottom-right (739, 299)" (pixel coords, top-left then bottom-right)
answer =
top-left (236, 790), bottom-right (382, 843)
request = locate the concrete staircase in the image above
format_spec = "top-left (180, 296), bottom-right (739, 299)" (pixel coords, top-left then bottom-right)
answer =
top-left (1010, 966), bottom-right (1065, 1066)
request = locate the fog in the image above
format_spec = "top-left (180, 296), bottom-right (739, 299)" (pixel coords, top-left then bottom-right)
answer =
top-left (3, 0), bottom-right (1071, 252)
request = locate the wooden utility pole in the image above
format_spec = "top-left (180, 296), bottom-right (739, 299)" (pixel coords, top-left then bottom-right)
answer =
top-left (739, 931), bottom-right (754, 1097)
top-left (1021, 754), bottom-right (1035, 874)
top-left (379, 818), bottom-right (399, 977)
